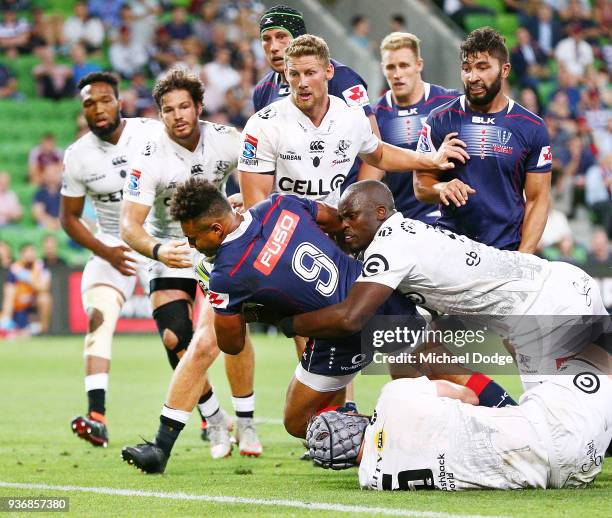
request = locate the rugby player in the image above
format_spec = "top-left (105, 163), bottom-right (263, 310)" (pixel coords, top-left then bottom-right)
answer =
top-left (251, 4), bottom-right (380, 200)
top-left (120, 178), bottom-right (417, 473)
top-left (119, 68), bottom-right (260, 460)
top-left (414, 27), bottom-right (552, 252)
top-left (307, 346), bottom-right (611, 490)
top-left (277, 181), bottom-right (609, 388)
top-left (61, 72), bottom-right (162, 447)
top-left (360, 32), bottom-right (459, 224)
top-left (238, 35), bottom-right (468, 210)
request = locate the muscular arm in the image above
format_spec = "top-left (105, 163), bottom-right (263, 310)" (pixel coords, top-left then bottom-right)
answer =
top-left (214, 312), bottom-right (246, 355)
top-left (314, 201), bottom-right (342, 234)
top-left (285, 282), bottom-right (394, 338)
top-left (413, 170), bottom-right (445, 203)
top-left (519, 172), bottom-right (552, 254)
top-left (239, 172), bottom-right (274, 209)
top-left (60, 195), bottom-right (110, 258)
top-left (120, 200), bottom-right (156, 258)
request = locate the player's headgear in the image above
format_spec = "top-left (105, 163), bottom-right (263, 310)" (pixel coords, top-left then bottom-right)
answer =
top-left (306, 411), bottom-right (369, 470)
top-left (260, 5), bottom-right (307, 38)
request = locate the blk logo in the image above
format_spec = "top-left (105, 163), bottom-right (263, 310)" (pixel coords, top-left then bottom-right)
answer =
top-left (472, 116), bottom-right (495, 124)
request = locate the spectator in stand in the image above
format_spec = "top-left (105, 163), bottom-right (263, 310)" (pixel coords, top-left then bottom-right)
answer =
top-left (29, 7), bottom-right (63, 50)
top-left (558, 0), bottom-right (599, 42)
top-left (202, 47), bottom-right (240, 113)
top-left (524, 3), bottom-right (562, 57)
top-left (562, 135), bottom-right (597, 219)
top-left (32, 163), bottom-right (62, 231)
top-left (70, 43), bottom-right (102, 87)
top-left (202, 22), bottom-right (238, 65)
top-left (349, 15), bottom-right (370, 50)
top-left (389, 14), bottom-right (407, 33)
top-left (109, 25), bottom-right (148, 79)
top-left (593, 116), bottom-right (612, 156)
top-left (33, 46), bottom-right (74, 101)
top-left (193, 1), bottom-right (219, 44)
top-left (542, 233), bottom-right (588, 264)
top-left (0, 240), bottom-right (12, 269)
top-left (549, 67), bottom-right (581, 117)
top-left (165, 6), bottom-right (194, 44)
top-left (585, 153), bottom-right (612, 237)
top-left (147, 26), bottom-right (184, 77)
top-left (0, 243), bottom-right (52, 336)
top-left (41, 234), bottom-right (66, 268)
top-left (0, 62), bottom-right (19, 99)
top-left (0, 172), bottom-right (22, 227)
top-left (554, 23), bottom-right (594, 79)
top-left (127, 0), bottom-right (161, 50)
top-left (125, 71), bottom-right (155, 116)
top-left (0, 8), bottom-right (30, 57)
top-left (510, 27), bottom-right (550, 89)
top-left (519, 86), bottom-right (542, 116)
top-left (538, 204), bottom-right (572, 252)
top-left (87, 0), bottom-right (125, 29)
top-left (588, 228), bottom-right (611, 264)
top-left (62, 1), bottom-right (105, 53)
top-left (28, 133), bottom-right (63, 185)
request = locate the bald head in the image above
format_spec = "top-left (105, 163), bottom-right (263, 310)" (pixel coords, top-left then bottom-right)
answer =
top-left (338, 181), bottom-right (396, 252)
top-left (342, 180), bottom-right (395, 212)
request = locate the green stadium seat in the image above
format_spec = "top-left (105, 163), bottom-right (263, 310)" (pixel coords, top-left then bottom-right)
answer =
top-left (497, 14), bottom-right (519, 39)
top-left (463, 13), bottom-right (497, 33)
top-left (474, 0), bottom-right (505, 13)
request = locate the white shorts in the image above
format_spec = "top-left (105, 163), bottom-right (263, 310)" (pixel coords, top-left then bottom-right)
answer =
top-left (519, 360), bottom-right (612, 488)
top-left (81, 233), bottom-right (148, 300)
top-left (512, 262), bottom-right (609, 380)
top-left (294, 363), bottom-right (357, 393)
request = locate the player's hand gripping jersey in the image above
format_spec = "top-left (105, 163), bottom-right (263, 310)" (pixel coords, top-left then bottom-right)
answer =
top-left (61, 117), bottom-right (163, 236)
top-left (417, 96), bottom-right (552, 250)
top-left (123, 121), bottom-right (240, 240)
top-left (239, 96), bottom-right (379, 206)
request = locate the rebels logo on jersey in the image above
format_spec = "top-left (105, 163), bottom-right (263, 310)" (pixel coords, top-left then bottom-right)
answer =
top-left (254, 210), bottom-right (300, 275)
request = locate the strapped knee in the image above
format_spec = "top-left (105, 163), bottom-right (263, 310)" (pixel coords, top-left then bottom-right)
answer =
top-left (153, 300), bottom-right (193, 368)
top-left (81, 285), bottom-right (124, 360)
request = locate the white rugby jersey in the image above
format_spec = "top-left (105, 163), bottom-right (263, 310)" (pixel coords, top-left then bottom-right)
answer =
top-left (123, 121), bottom-right (240, 239)
top-left (61, 117), bottom-right (163, 236)
top-left (358, 378), bottom-right (549, 491)
top-left (238, 95), bottom-right (379, 205)
top-left (356, 213), bottom-right (550, 315)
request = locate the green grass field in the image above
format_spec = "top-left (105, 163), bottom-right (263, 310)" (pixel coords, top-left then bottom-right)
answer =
top-left (0, 335), bottom-right (610, 517)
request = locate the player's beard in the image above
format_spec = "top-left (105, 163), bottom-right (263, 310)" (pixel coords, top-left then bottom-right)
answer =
top-left (88, 114), bottom-right (121, 139)
top-left (464, 71), bottom-right (502, 107)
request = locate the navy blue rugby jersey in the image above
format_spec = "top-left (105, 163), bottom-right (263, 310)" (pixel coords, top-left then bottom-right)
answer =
top-left (417, 95), bottom-right (552, 250)
top-left (374, 83), bottom-right (459, 223)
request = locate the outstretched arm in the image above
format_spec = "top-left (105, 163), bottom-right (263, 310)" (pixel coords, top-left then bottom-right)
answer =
top-left (280, 282), bottom-right (394, 338)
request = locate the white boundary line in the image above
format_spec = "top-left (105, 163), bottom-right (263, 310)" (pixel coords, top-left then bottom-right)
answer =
top-left (0, 481), bottom-right (508, 518)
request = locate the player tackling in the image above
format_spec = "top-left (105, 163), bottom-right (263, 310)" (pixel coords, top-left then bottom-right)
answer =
top-left (308, 346), bottom-right (611, 490)
top-left (61, 72), bottom-right (162, 447)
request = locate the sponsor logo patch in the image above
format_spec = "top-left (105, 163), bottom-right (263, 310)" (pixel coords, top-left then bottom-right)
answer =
top-left (254, 210), bottom-right (300, 275)
top-left (128, 170), bottom-right (141, 190)
top-left (417, 124), bottom-right (432, 153)
top-left (242, 134), bottom-right (258, 159)
top-left (536, 145), bottom-right (552, 168)
top-left (208, 291), bottom-right (229, 308)
top-left (342, 84), bottom-right (369, 107)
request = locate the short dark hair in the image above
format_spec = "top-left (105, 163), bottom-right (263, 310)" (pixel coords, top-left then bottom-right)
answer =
top-left (391, 14), bottom-right (405, 25)
top-left (152, 67), bottom-right (205, 110)
top-left (351, 14), bottom-right (366, 27)
top-left (169, 177), bottom-right (231, 223)
top-left (77, 71), bottom-right (120, 97)
top-left (461, 27), bottom-right (509, 65)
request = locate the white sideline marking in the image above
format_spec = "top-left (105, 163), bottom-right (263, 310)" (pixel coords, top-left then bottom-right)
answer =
top-left (0, 481), bottom-right (508, 518)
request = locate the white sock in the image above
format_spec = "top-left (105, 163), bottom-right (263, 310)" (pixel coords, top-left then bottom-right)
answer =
top-left (85, 373), bottom-right (108, 392)
top-left (232, 393), bottom-right (255, 418)
top-left (160, 405), bottom-right (191, 424)
top-left (198, 390), bottom-right (220, 418)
